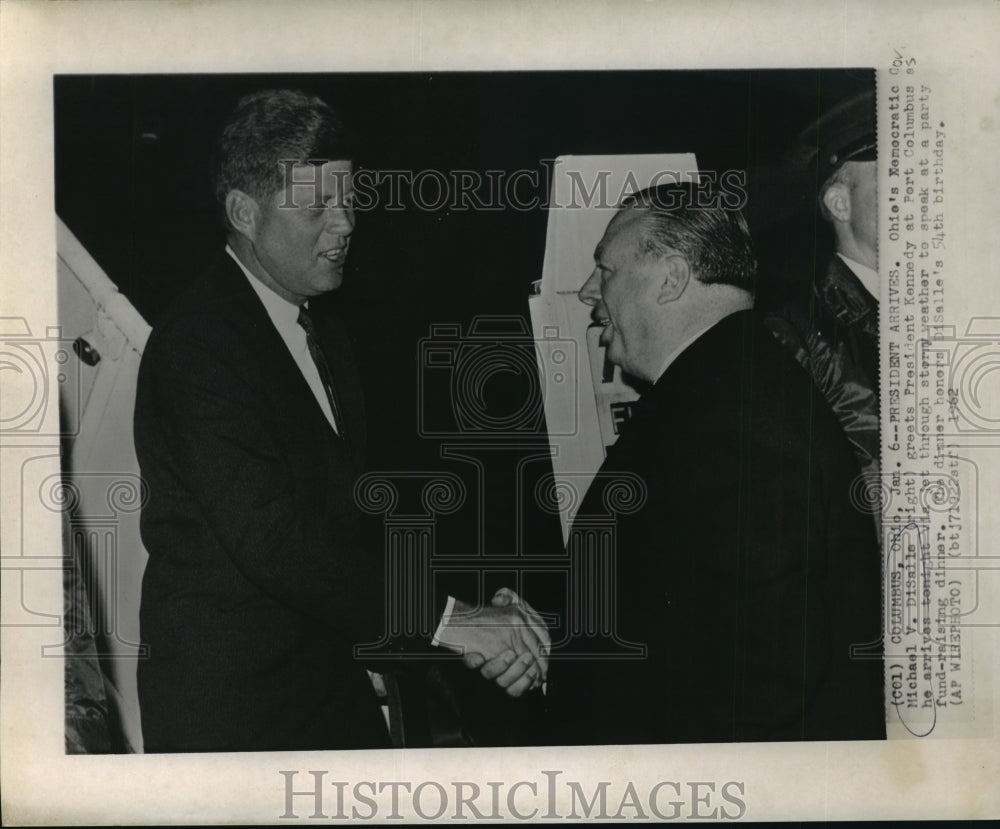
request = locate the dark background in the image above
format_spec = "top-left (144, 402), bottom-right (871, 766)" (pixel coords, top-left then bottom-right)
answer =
top-left (55, 70), bottom-right (874, 745)
top-left (54, 68), bottom-right (873, 476)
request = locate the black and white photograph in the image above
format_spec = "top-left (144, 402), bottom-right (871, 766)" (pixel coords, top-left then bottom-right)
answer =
top-left (2, 0), bottom-right (998, 824)
top-left (52, 68), bottom-right (885, 756)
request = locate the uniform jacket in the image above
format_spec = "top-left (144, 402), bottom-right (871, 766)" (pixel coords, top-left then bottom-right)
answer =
top-left (765, 255), bottom-right (880, 479)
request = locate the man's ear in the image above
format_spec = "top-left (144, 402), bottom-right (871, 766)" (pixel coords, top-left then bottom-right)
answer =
top-left (821, 180), bottom-right (852, 224)
top-left (225, 190), bottom-right (260, 240)
top-left (657, 254), bottom-right (691, 304)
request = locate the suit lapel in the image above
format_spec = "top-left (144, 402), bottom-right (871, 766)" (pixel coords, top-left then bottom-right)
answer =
top-left (206, 253), bottom-right (358, 451)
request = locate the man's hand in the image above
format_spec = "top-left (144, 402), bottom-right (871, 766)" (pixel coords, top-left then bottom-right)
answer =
top-left (436, 589), bottom-right (549, 697)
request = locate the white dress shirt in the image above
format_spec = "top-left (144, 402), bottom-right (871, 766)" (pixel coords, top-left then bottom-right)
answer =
top-left (227, 248), bottom-right (515, 671)
top-left (226, 246), bottom-right (338, 433)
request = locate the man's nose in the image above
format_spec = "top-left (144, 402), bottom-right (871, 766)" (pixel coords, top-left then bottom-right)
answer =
top-left (578, 269), bottom-right (601, 306)
top-left (324, 205), bottom-right (355, 237)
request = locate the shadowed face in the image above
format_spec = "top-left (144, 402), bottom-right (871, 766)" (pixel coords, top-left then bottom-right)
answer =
top-left (578, 208), bottom-right (668, 383)
top-left (248, 160), bottom-right (355, 305)
top-left (822, 159), bottom-right (877, 271)
top-left (846, 160), bottom-right (877, 266)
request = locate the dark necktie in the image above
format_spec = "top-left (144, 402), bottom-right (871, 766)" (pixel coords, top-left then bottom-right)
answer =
top-left (297, 306), bottom-right (346, 439)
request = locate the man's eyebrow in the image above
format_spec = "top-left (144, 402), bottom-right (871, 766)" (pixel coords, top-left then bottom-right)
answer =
top-left (594, 242), bottom-right (605, 262)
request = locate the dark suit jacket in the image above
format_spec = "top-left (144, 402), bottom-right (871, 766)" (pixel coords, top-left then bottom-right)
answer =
top-left (135, 252), bottom-right (395, 752)
top-left (551, 310), bottom-right (885, 744)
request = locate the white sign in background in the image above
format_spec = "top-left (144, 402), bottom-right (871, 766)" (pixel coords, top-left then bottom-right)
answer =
top-left (529, 153), bottom-right (698, 542)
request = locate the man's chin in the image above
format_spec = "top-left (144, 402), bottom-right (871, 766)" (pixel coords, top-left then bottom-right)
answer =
top-left (318, 268), bottom-right (345, 291)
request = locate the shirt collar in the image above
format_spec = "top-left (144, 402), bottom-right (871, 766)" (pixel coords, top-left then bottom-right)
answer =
top-left (836, 252), bottom-right (879, 301)
top-left (226, 244), bottom-right (302, 331)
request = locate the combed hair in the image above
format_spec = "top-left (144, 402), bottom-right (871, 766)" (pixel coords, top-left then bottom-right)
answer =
top-left (621, 182), bottom-right (757, 292)
top-left (213, 89), bottom-right (350, 226)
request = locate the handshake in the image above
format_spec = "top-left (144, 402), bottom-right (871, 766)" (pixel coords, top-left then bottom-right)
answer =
top-left (434, 587), bottom-right (550, 697)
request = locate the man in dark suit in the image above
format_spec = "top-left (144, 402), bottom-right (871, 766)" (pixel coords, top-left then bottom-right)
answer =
top-left (546, 181), bottom-right (885, 744)
top-left (134, 89), bottom-right (546, 753)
